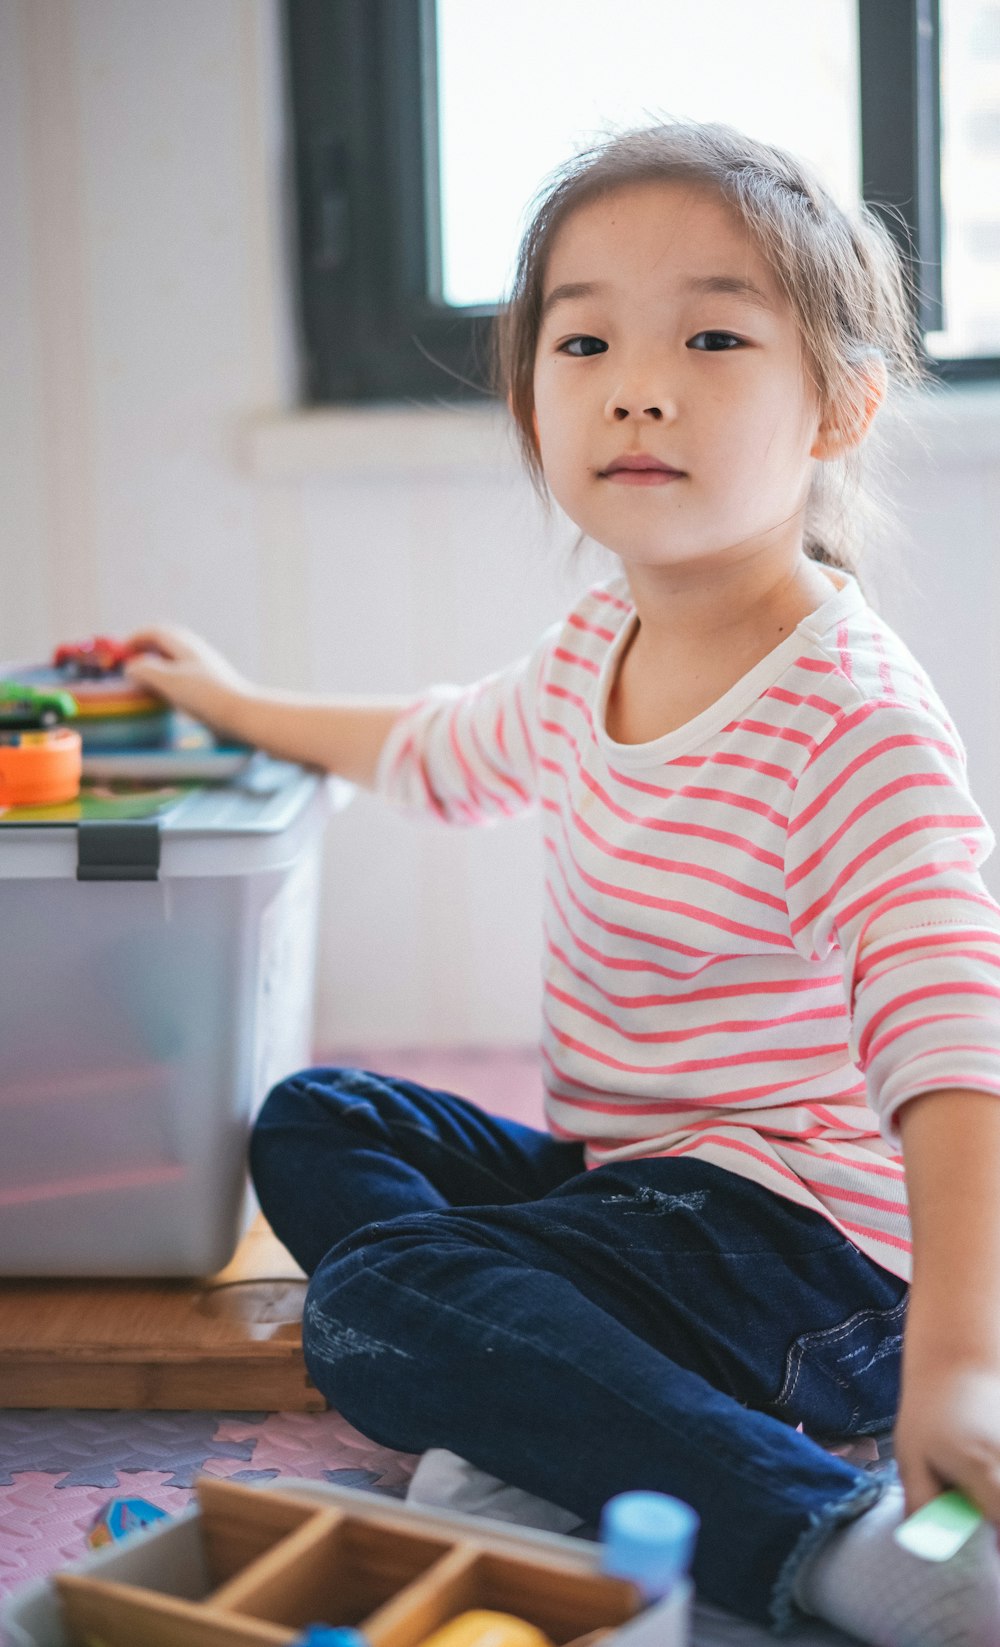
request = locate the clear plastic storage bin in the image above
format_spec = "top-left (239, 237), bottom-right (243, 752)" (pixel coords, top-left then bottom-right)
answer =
top-left (0, 759), bottom-right (342, 1277)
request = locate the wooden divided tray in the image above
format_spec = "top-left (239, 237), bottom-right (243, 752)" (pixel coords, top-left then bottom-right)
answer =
top-left (50, 1478), bottom-right (650, 1647)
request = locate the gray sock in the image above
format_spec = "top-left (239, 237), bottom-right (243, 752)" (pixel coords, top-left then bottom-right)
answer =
top-left (793, 1483), bottom-right (1000, 1646)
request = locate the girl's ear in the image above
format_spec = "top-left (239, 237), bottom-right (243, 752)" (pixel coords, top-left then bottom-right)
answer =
top-left (811, 357), bottom-right (888, 461)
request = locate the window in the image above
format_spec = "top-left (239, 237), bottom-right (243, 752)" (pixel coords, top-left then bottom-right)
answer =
top-left (284, 0), bottom-right (1000, 404)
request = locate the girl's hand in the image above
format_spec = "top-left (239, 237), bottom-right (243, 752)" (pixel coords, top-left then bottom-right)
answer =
top-left (894, 1361), bottom-right (1000, 1525)
top-left (124, 625), bottom-right (250, 735)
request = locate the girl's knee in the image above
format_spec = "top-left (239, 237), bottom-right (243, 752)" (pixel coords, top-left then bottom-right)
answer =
top-left (253, 1066), bottom-right (408, 1146)
top-left (254, 1065), bottom-right (355, 1130)
top-left (251, 1066), bottom-right (358, 1165)
top-left (249, 1067), bottom-right (349, 1213)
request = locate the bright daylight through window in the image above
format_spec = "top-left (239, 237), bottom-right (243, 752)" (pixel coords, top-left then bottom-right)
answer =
top-left (436, 0), bottom-right (1000, 363)
top-left (435, 0), bottom-right (859, 310)
top-left (930, 0), bottom-right (1000, 358)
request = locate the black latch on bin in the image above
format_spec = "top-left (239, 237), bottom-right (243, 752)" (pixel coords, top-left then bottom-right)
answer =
top-left (77, 821), bottom-right (161, 881)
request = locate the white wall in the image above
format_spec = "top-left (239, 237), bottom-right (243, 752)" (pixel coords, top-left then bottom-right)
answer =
top-left (3, 0), bottom-right (1000, 1049)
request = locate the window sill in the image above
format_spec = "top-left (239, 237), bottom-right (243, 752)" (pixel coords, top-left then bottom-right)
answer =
top-left (245, 402), bottom-right (519, 481)
top-left (244, 382), bottom-right (1000, 481)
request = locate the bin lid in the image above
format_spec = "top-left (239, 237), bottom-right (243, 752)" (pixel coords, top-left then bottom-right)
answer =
top-left (0, 756), bottom-right (349, 879)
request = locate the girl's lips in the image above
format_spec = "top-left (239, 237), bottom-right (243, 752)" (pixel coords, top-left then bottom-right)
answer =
top-left (602, 468), bottom-right (685, 486)
top-left (599, 454), bottom-right (686, 485)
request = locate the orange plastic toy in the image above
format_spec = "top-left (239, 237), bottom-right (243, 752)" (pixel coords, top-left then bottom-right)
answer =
top-left (0, 726), bottom-right (83, 808)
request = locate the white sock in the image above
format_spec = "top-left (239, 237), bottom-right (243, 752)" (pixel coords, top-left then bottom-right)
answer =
top-left (794, 1482), bottom-right (1000, 1646)
top-left (406, 1447), bottom-right (585, 1535)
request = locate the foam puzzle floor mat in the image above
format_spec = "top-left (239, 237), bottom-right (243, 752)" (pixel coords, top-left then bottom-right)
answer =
top-left (0, 1414), bottom-right (894, 1646)
top-left (0, 1406), bottom-right (418, 1612)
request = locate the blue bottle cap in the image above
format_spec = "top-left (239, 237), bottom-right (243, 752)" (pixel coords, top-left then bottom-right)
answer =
top-left (599, 1490), bottom-right (699, 1598)
top-left (292, 1629), bottom-right (368, 1647)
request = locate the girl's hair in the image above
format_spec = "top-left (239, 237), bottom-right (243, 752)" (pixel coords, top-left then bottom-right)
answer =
top-left (494, 120), bottom-right (927, 578)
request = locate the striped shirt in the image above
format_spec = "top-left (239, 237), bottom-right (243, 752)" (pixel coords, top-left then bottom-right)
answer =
top-left (376, 569), bottom-right (1000, 1280)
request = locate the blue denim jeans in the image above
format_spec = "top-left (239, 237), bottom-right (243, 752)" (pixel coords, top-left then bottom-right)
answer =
top-left (250, 1067), bottom-right (907, 1632)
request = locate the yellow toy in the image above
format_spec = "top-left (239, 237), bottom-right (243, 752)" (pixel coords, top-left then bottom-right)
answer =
top-left (415, 1612), bottom-right (553, 1647)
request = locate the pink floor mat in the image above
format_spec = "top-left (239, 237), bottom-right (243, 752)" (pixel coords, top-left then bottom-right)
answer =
top-left (0, 1049), bottom-right (538, 1614)
top-left (0, 1408), bottom-right (418, 1607)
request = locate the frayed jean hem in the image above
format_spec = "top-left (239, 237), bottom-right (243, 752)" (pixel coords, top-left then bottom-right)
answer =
top-left (768, 1473), bottom-right (887, 1635)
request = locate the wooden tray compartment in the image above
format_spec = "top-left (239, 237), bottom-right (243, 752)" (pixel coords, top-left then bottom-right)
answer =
top-left (211, 1510), bottom-right (456, 1632)
top-left (54, 1576), bottom-right (293, 1647)
top-left (200, 1479), bottom-right (325, 1593)
top-left (56, 1481), bottom-right (326, 1647)
top-left (363, 1545), bottom-right (639, 1647)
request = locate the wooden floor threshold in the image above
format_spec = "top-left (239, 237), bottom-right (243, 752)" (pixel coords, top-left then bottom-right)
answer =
top-left (0, 1217), bottom-right (324, 1411)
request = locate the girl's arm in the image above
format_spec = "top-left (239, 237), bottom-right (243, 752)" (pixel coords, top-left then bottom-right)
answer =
top-left (781, 695), bottom-right (1000, 1519)
top-left (894, 1087), bottom-right (1000, 1522)
top-left (124, 625), bottom-right (412, 788)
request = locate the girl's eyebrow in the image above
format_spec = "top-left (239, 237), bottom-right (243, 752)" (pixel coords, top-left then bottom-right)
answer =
top-left (540, 280), bottom-right (606, 322)
top-left (540, 272), bottom-right (775, 323)
top-left (685, 273), bottom-right (775, 309)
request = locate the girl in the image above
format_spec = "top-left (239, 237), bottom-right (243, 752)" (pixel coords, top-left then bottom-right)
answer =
top-left (126, 123), bottom-right (1000, 1643)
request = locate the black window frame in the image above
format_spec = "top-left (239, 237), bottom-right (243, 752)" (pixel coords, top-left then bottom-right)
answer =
top-left (284, 0), bottom-right (1000, 405)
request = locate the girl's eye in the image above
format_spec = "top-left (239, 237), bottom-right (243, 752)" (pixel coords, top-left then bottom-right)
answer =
top-left (559, 335), bottom-right (608, 357)
top-left (688, 331), bottom-right (744, 352)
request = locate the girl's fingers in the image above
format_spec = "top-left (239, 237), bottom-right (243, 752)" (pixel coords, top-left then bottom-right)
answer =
top-left (121, 627), bottom-right (171, 652)
top-left (123, 655), bottom-right (168, 684)
top-left (962, 1464), bottom-right (1000, 1528)
top-left (122, 625), bottom-right (199, 661)
top-left (898, 1460), bottom-right (944, 1519)
top-left (900, 1451), bottom-right (1000, 1528)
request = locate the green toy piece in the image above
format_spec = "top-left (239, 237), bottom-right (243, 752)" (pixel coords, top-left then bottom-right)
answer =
top-left (894, 1489), bottom-right (984, 1561)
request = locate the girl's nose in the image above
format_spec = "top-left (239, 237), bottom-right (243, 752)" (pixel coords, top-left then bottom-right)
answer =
top-left (604, 382), bottom-right (675, 423)
top-left (610, 402), bottom-right (663, 421)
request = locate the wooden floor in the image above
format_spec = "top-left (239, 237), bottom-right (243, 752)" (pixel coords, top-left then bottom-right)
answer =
top-left (0, 1216), bottom-right (323, 1411)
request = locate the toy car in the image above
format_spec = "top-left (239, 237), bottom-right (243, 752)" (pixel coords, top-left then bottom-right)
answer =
top-left (0, 682), bottom-right (78, 732)
top-left (53, 635), bottom-right (132, 678)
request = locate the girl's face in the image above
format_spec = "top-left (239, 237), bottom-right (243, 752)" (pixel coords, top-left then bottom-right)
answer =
top-left (531, 180), bottom-right (826, 577)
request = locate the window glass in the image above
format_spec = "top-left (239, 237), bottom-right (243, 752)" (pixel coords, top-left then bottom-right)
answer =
top-left (927, 0), bottom-right (1000, 359)
top-left (436, 0), bottom-right (859, 309)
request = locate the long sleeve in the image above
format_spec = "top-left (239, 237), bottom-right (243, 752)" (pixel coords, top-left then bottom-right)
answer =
top-left (374, 624), bottom-right (560, 826)
top-left (784, 697), bottom-right (1000, 1145)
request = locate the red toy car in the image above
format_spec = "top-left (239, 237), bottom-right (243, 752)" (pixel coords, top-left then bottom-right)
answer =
top-left (53, 636), bottom-right (133, 678)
